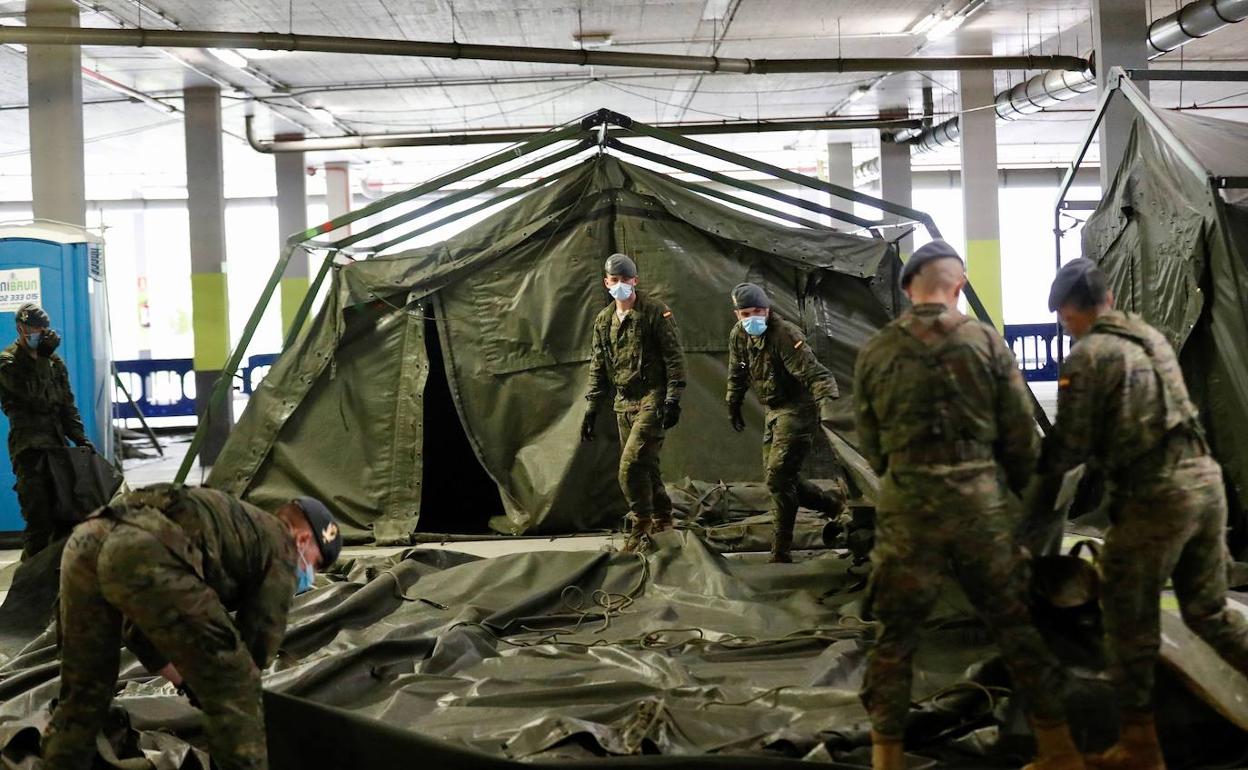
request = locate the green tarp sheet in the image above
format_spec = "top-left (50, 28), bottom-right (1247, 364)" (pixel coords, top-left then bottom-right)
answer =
top-left (208, 155), bottom-right (899, 543)
top-left (1081, 107), bottom-right (1248, 554)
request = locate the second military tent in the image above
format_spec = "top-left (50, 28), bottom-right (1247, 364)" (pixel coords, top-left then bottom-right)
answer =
top-left (208, 154), bottom-right (900, 542)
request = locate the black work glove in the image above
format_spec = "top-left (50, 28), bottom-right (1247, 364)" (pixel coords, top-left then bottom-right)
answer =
top-left (177, 682), bottom-right (202, 709)
top-left (37, 329), bottom-right (60, 357)
top-left (728, 402), bottom-right (745, 433)
top-left (661, 400), bottom-right (681, 430)
top-left (580, 408), bottom-right (597, 442)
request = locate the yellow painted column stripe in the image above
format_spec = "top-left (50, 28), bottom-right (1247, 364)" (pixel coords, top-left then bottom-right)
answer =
top-left (280, 275), bottom-right (311, 336)
top-left (966, 239), bottom-right (1003, 331)
top-left (191, 272), bottom-right (230, 370)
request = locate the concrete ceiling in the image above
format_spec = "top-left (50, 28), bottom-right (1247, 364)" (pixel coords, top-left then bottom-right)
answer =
top-left (0, 0), bottom-right (1244, 201)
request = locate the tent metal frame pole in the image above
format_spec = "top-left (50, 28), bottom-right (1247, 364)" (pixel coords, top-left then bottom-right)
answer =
top-left (672, 177), bottom-right (835, 230)
top-left (605, 137), bottom-right (886, 230)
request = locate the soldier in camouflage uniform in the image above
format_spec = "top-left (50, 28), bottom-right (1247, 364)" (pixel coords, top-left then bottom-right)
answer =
top-left (42, 484), bottom-right (342, 770)
top-left (0, 303), bottom-right (92, 559)
top-left (1037, 259), bottom-right (1248, 770)
top-left (725, 282), bottom-right (847, 562)
top-left (854, 241), bottom-right (1080, 770)
top-left (582, 253), bottom-right (686, 552)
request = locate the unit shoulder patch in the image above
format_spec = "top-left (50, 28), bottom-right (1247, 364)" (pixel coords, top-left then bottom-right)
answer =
top-left (794, 339), bottom-right (804, 350)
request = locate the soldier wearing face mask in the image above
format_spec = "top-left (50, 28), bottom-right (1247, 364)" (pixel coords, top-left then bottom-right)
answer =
top-left (41, 484), bottom-right (341, 770)
top-left (0, 303), bottom-right (91, 559)
top-left (582, 253), bottom-right (686, 553)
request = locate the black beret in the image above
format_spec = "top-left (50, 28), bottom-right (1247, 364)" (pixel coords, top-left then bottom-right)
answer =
top-left (15, 303), bottom-right (49, 328)
top-left (1048, 258), bottom-right (1107, 312)
top-left (603, 253), bottom-right (637, 278)
top-left (899, 239), bottom-right (964, 289)
top-left (731, 282), bottom-right (771, 310)
top-left (294, 497), bottom-right (342, 568)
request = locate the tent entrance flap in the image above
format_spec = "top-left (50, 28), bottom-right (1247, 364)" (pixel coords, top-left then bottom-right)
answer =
top-left (417, 310), bottom-right (505, 534)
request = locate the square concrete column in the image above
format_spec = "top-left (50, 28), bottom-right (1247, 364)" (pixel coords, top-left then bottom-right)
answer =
top-left (958, 36), bottom-right (1003, 329)
top-left (275, 138), bottom-right (309, 334)
top-left (825, 141), bottom-right (856, 221)
top-left (325, 160), bottom-right (352, 236)
top-left (1092, 0), bottom-right (1150, 189)
top-left (878, 134), bottom-right (914, 258)
top-left (184, 86), bottom-right (233, 465)
top-left (26, 0), bottom-right (85, 226)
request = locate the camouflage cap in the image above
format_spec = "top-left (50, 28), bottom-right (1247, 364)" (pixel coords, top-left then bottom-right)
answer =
top-left (604, 253), bottom-right (637, 278)
top-left (294, 497), bottom-right (342, 567)
top-left (1048, 258), bottom-right (1106, 312)
top-left (899, 239), bottom-right (964, 290)
top-left (15, 303), bottom-right (49, 328)
top-left (731, 282), bottom-right (771, 310)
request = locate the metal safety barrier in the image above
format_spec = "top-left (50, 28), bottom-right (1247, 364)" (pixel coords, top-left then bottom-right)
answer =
top-left (1004, 322), bottom-right (1069, 382)
top-left (113, 354), bottom-right (280, 419)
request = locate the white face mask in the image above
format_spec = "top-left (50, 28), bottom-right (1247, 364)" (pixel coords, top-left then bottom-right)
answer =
top-left (608, 282), bottom-right (634, 301)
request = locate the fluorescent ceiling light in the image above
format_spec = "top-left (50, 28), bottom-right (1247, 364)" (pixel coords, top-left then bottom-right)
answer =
top-left (701, 0), bottom-right (731, 21)
top-left (208, 48), bottom-right (250, 69)
top-left (924, 14), bottom-right (966, 41)
top-left (572, 31), bottom-right (613, 48)
top-left (845, 85), bottom-right (870, 104)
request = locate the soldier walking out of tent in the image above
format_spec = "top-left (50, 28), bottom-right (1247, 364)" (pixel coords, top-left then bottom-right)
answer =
top-left (41, 484), bottom-right (343, 770)
top-left (1036, 259), bottom-right (1248, 770)
top-left (581, 253), bottom-right (686, 552)
top-left (725, 282), bottom-right (847, 563)
top-left (0, 303), bottom-right (91, 560)
top-left (854, 241), bottom-right (1080, 770)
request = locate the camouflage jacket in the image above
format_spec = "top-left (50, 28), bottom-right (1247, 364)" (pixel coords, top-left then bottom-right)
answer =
top-left (115, 484), bottom-right (298, 671)
top-left (854, 303), bottom-right (1038, 492)
top-left (1044, 310), bottom-right (1201, 479)
top-left (725, 312), bottom-right (839, 410)
top-left (0, 340), bottom-right (87, 456)
top-left (585, 291), bottom-right (686, 409)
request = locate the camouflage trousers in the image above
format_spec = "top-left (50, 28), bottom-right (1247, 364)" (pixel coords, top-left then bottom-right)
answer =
top-left (861, 463), bottom-right (1067, 737)
top-left (1102, 455), bottom-right (1248, 714)
top-left (615, 393), bottom-right (672, 525)
top-left (13, 448), bottom-right (63, 560)
top-left (763, 404), bottom-right (842, 539)
top-left (42, 515), bottom-right (268, 770)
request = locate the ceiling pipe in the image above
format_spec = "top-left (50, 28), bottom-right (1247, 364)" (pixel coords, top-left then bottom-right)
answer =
top-left (0, 25), bottom-right (1088, 75)
top-left (900, 0), bottom-right (1248, 153)
top-left (244, 113), bottom-right (923, 153)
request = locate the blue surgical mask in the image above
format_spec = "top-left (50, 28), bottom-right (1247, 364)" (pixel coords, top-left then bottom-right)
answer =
top-left (607, 282), bottom-right (634, 302)
top-left (24, 332), bottom-right (41, 348)
top-left (295, 555), bottom-right (315, 594)
top-left (740, 316), bottom-right (768, 337)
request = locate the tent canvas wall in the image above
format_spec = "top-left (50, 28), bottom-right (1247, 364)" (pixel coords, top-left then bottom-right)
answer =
top-left (208, 155), bottom-right (900, 543)
top-left (1076, 74), bottom-right (1248, 553)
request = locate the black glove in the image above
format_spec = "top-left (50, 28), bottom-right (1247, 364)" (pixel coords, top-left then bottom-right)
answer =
top-left (37, 329), bottom-right (60, 357)
top-left (728, 402), bottom-right (745, 433)
top-left (580, 409), bottom-right (597, 442)
top-left (661, 400), bottom-right (681, 430)
top-left (177, 682), bottom-right (202, 709)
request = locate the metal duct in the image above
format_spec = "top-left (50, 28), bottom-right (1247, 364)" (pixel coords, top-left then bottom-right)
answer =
top-left (904, 0), bottom-right (1248, 152)
top-left (0, 25), bottom-right (1087, 75)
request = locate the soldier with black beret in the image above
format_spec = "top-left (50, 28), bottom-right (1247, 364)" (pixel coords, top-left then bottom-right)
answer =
top-left (0, 303), bottom-right (91, 559)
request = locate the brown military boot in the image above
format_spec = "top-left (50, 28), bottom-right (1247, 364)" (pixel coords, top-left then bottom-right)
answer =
top-left (769, 529), bottom-right (794, 563)
top-left (1085, 714), bottom-right (1165, 770)
top-left (871, 731), bottom-right (904, 770)
top-left (621, 513), bottom-right (653, 554)
top-left (650, 510), bottom-right (674, 535)
top-left (1023, 719), bottom-right (1085, 770)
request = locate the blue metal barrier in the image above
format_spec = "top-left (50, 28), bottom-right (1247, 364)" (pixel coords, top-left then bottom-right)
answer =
top-left (113, 354), bottom-right (280, 419)
top-left (1004, 323), bottom-right (1070, 382)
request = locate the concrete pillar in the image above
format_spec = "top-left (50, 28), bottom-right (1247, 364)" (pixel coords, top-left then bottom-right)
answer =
top-left (325, 160), bottom-right (352, 236)
top-left (1092, 0), bottom-right (1149, 189)
top-left (958, 36), bottom-right (1003, 329)
top-left (26, 0), bottom-right (85, 225)
top-left (184, 86), bottom-right (233, 465)
top-left (825, 141), bottom-right (855, 223)
top-left (275, 137), bottom-right (309, 334)
top-left (878, 135), bottom-right (914, 258)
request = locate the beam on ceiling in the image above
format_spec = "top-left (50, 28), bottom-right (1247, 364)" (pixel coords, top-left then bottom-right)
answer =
top-left (0, 25), bottom-right (1090, 74)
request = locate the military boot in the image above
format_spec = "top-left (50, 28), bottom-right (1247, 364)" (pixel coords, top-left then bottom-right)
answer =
top-left (650, 510), bottom-right (674, 535)
top-left (1023, 719), bottom-right (1085, 770)
top-left (770, 529), bottom-right (794, 563)
top-left (1085, 714), bottom-right (1165, 770)
top-left (621, 513), bottom-right (653, 554)
top-left (871, 732), bottom-right (904, 770)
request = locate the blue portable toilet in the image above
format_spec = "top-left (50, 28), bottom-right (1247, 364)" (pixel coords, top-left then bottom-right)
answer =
top-left (0, 220), bottom-right (112, 538)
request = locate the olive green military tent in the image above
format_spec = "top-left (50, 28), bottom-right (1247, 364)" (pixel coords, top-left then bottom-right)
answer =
top-left (206, 150), bottom-right (902, 543)
top-left (1068, 70), bottom-right (1248, 553)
